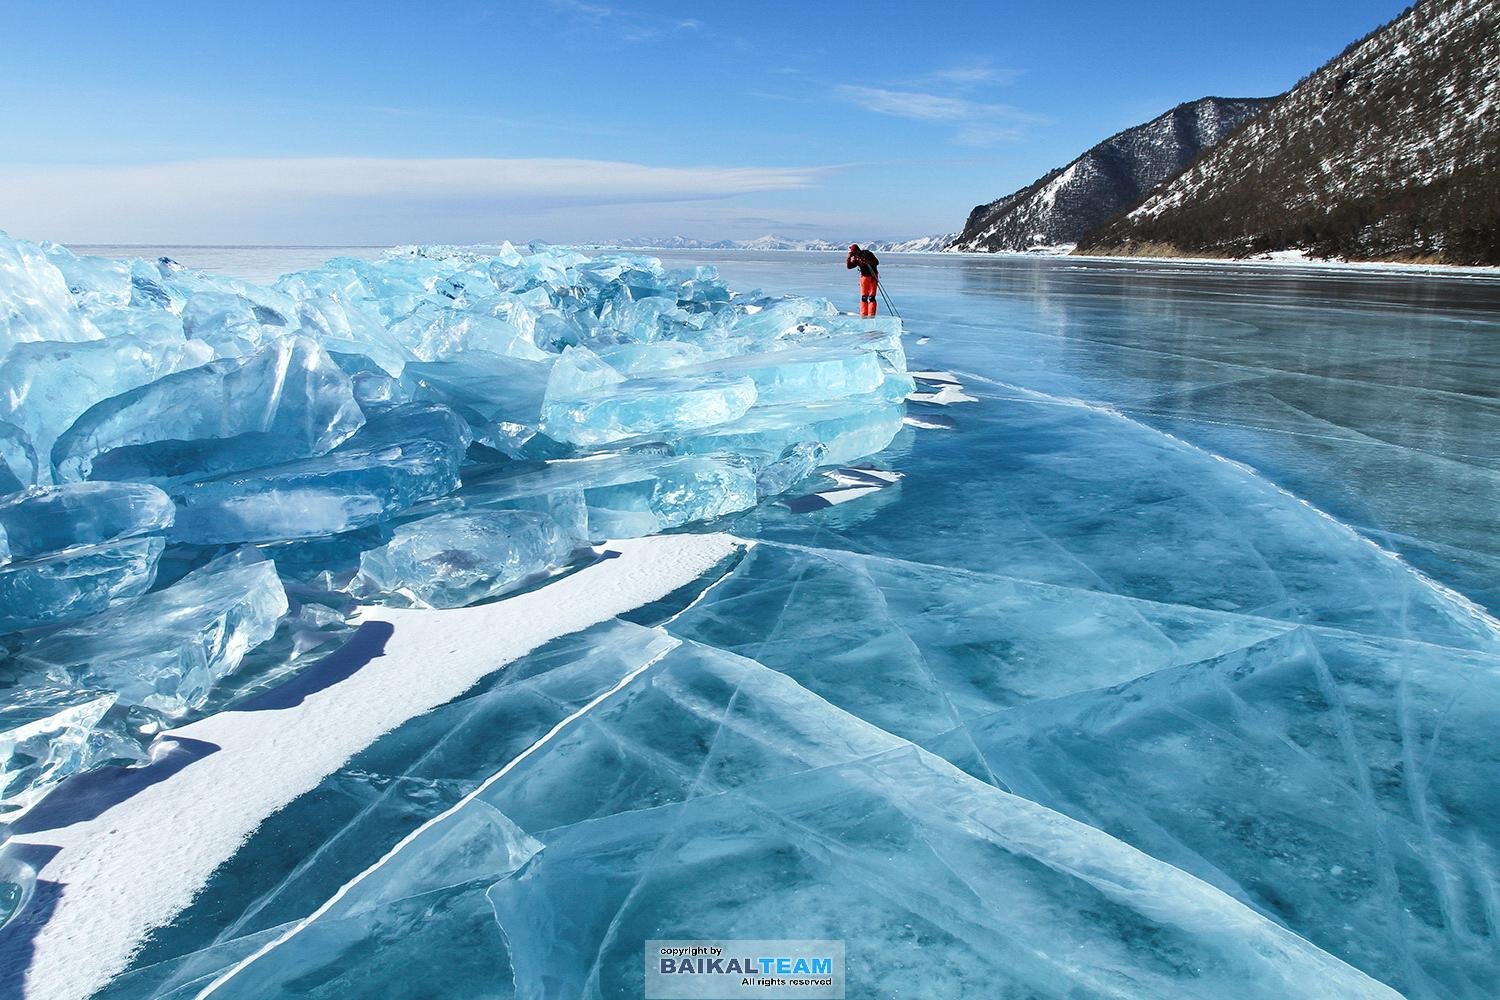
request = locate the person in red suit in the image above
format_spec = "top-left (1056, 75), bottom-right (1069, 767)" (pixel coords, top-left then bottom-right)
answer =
top-left (846, 244), bottom-right (880, 317)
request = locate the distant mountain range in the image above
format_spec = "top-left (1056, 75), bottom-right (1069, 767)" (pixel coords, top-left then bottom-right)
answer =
top-left (1082, 0), bottom-right (1500, 265)
top-left (602, 234), bottom-right (954, 253)
top-left (950, 97), bottom-right (1275, 253)
top-left (606, 0), bottom-right (1498, 268)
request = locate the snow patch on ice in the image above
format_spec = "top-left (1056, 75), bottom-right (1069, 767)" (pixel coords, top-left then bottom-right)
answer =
top-left (1, 532), bottom-right (746, 1000)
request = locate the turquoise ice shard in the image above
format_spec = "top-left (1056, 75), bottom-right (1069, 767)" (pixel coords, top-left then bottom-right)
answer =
top-left (541, 347), bottom-right (757, 447)
top-left (332, 352), bottom-right (409, 414)
top-left (0, 535), bottom-right (164, 633)
top-left (0, 482), bottom-right (174, 560)
top-left (583, 454), bottom-right (757, 537)
top-left (682, 341), bottom-right (895, 406)
top-left (0, 236), bottom-right (102, 356)
top-left (51, 336), bottom-right (364, 482)
top-left (334, 400), bottom-right (471, 456)
top-left (0, 335), bottom-right (216, 483)
top-left (400, 352), bottom-right (555, 457)
top-left (275, 268), bottom-right (412, 376)
top-left (754, 441), bottom-right (825, 496)
top-left (0, 690), bottom-right (143, 820)
top-left (19, 549), bottom-right (289, 716)
top-left (178, 285), bottom-right (297, 359)
top-left (726, 295), bottom-right (840, 343)
top-left (41, 242), bottom-right (134, 310)
top-left (680, 396), bottom-right (907, 469)
top-left (167, 403), bottom-right (470, 544)
top-left (353, 509), bottom-right (578, 609)
top-left (454, 451), bottom-right (760, 539)
top-left (593, 340), bottom-right (706, 375)
top-left (385, 302), bottom-right (549, 362)
top-left (0, 420), bottom-right (35, 492)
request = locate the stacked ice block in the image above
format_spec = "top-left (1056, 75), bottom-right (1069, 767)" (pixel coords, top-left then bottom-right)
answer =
top-left (0, 235), bottom-right (910, 817)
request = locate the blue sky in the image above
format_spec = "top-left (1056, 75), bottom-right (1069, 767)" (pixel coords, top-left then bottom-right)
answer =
top-left (0, 1), bottom-right (1410, 244)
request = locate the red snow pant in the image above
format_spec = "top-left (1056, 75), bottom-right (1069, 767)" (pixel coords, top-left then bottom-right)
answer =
top-left (859, 274), bottom-right (879, 317)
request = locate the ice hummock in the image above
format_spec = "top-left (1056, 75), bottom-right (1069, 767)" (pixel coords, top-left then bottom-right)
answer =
top-left (0, 232), bottom-right (910, 817)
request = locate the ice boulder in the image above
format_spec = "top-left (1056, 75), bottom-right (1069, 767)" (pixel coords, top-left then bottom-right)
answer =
top-left (726, 295), bottom-right (840, 344)
top-left (41, 242), bottom-right (134, 310)
top-left (0, 236), bottom-right (102, 357)
top-left (683, 342), bottom-right (893, 406)
top-left (275, 269), bottom-right (412, 376)
top-left (354, 509), bottom-right (578, 608)
top-left (0, 420), bottom-right (35, 492)
top-left (583, 454), bottom-right (757, 537)
top-left (385, 301), bottom-right (549, 362)
top-left (20, 549), bottom-right (289, 716)
top-left (0, 335), bottom-right (216, 482)
top-left (51, 336), bottom-right (364, 483)
top-left (331, 351), bottom-right (410, 414)
top-left (754, 441), bottom-right (826, 497)
top-left (542, 347), bottom-right (757, 447)
top-left (680, 397), bottom-right (907, 470)
top-left (167, 403), bottom-right (470, 544)
top-left (0, 481), bottom-right (173, 560)
top-left (0, 535), bottom-right (164, 634)
top-left (399, 352), bottom-right (556, 458)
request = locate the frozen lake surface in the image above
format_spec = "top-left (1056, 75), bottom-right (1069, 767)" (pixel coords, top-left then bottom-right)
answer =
top-left (27, 246), bottom-right (1500, 1000)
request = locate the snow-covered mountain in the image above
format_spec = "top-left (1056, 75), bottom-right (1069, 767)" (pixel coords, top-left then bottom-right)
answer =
top-left (867, 234), bottom-right (955, 252)
top-left (950, 97), bottom-right (1274, 253)
top-left (1083, 0), bottom-right (1500, 265)
top-left (609, 235), bottom-right (737, 249)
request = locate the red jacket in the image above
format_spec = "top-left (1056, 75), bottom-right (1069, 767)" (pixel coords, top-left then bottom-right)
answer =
top-left (846, 249), bottom-right (879, 278)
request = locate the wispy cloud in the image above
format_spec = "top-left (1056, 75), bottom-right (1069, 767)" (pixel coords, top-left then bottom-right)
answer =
top-left (828, 74), bottom-right (1044, 147)
top-left (926, 64), bottom-right (1023, 90)
top-left (0, 157), bottom-right (834, 242)
top-left (544, 0), bottom-right (701, 42)
top-left (833, 85), bottom-right (1027, 123)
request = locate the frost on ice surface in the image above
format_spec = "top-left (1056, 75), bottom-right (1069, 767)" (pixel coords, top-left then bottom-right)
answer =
top-left (0, 233), bottom-right (910, 817)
